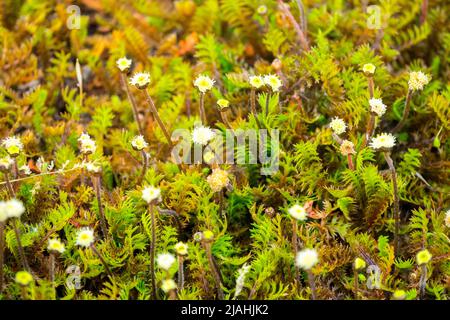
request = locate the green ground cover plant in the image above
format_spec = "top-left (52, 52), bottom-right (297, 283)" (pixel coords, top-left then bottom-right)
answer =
top-left (0, 0), bottom-right (449, 300)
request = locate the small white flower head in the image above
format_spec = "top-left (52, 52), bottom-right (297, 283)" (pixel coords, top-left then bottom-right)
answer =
top-left (2, 136), bottom-right (23, 157)
top-left (131, 135), bottom-right (148, 151)
top-left (157, 253), bottom-right (176, 270)
top-left (362, 63), bottom-right (376, 75)
top-left (4, 199), bottom-right (25, 219)
top-left (76, 228), bottom-right (95, 247)
top-left (142, 186), bottom-right (161, 204)
top-left (369, 133), bottom-right (396, 150)
top-left (78, 133), bottom-right (96, 155)
top-left (161, 279), bottom-right (177, 293)
top-left (340, 140), bottom-right (356, 156)
top-left (19, 164), bottom-right (32, 175)
top-left (249, 75), bottom-right (265, 89)
top-left (217, 99), bottom-right (230, 110)
top-left (192, 126), bottom-right (215, 145)
top-left (47, 238), bottom-right (66, 254)
top-left (206, 168), bottom-right (230, 193)
top-left (264, 74), bottom-right (282, 92)
top-left (84, 162), bottom-right (101, 174)
top-left (0, 156), bottom-right (14, 171)
top-left (330, 117), bottom-right (347, 135)
top-left (369, 98), bottom-right (387, 117)
top-left (257, 5), bottom-right (268, 15)
top-left (130, 72), bottom-right (151, 89)
top-left (116, 57), bottom-right (132, 72)
top-left (194, 75), bottom-right (215, 93)
top-left (408, 71), bottom-right (430, 91)
top-left (288, 204), bottom-right (307, 221)
top-left (174, 242), bottom-right (188, 256)
top-left (295, 248), bottom-right (319, 270)
top-left (444, 209), bottom-right (450, 228)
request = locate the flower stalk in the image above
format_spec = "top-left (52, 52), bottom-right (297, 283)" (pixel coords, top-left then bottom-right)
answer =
top-left (120, 73), bottom-right (144, 136)
top-left (149, 203), bottom-right (157, 300)
top-left (177, 254), bottom-right (185, 291)
top-left (202, 234), bottom-right (224, 299)
top-left (92, 174), bottom-right (108, 239)
top-left (143, 91), bottom-right (173, 148)
top-left (0, 222), bottom-right (4, 293)
top-left (199, 92), bottom-right (207, 125)
top-left (250, 88), bottom-right (262, 129)
top-left (90, 244), bottom-right (114, 279)
top-left (383, 152), bottom-right (400, 256)
top-left (138, 150), bottom-right (149, 185)
top-left (292, 220), bottom-right (299, 281)
top-left (307, 270), bottom-right (317, 300)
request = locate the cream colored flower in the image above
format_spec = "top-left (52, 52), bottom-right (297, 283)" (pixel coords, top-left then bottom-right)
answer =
top-left (48, 238), bottom-right (66, 254)
top-left (392, 289), bottom-right (406, 300)
top-left (408, 71), bottom-right (430, 91)
top-left (340, 140), bottom-right (356, 156)
top-left (157, 253), bottom-right (176, 270)
top-left (130, 72), bottom-right (151, 89)
top-left (161, 279), bottom-right (177, 293)
top-left (78, 133), bottom-right (96, 154)
top-left (84, 162), bottom-right (101, 174)
top-left (234, 263), bottom-right (251, 298)
top-left (330, 117), bottom-right (347, 135)
top-left (142, 186), bottom-right (161, 203)
top-left (175, 242), bottom-right (188, 256)
top-left (194, 75), bottom-right (215, 93)
top-left (369, 98), bottom-right (387, 117)
top-left (445, 210), bottom-right (450, 228)
top-left (192, 126), bottom-right (215, 145)
top-left (249, 75), bottom-right (265, 89)
top-left (2, 136), bottom-right (23, 157)
top-left (4, 199), bottom-right (25, 219)
top-left (264, 74), bottom-right (282, 92)
top-left (15, 271), bottom-right (33, 286)
top-left (76, 228), bottom-right (95, 247)
top-left (116, 57), bottom-right (132, 72)
top-left (288, 204), bottom-right (307, 221)
top-left (131, 135), bottom-right (148, 151)
top-left (206, 168), bottom-right (230, 192)
top-left (0, 156), bottom-right (14, 171)
top-left (362, 63), bottom-right (376, 75)
top-left (295, 248), bottom-right (319, 270)
top-left (416, 249), bottom-right (432, 265)
top-left (257, 5), bottom-right (268, 15)
top-left (369, 133), bottom-right (396, 150)
top-left (217, 99), bottom-right (230, 109)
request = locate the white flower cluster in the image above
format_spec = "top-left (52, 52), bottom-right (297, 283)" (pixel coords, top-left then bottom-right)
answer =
top-left (408, 71), bottom-right (430, 91)
top-left (116, 57), bottom-right (132, 72)
top-left (0, 199), bottom-right (26, 222)
top-left (295, 248), bottom-right (319, 270)
top-left (369, 133), bottom-right (396, 150)
top-left (192, 125), bottom-right (216, 145)
top-left (369, 98), bottom-right (387, 117)
top-left (330, 117), bottom-right (347, 135)
top-left (2, 136), bottom-right (23, 156)
top-left (78, 133), bottom-right (97, 155)
top-left (249, 74), bottom-right (282, 92)
top-left (288, 204), bottom-right (307, 221)
top-left (194, 75), bottom-right (215, 93)
top-left (131, 135), bottom-right (148, 151)
top-left (130, 72), bottom-right (151, 89)
top-left (75, 228), bottom-right (95, 247)
top-left (157, 253), bottom-right (176, 270)
top-left (142, 186), bottom-right (161, 204)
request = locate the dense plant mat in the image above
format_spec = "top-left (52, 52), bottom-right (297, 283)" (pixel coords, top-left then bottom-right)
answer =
top-left (0, 0), bottom-right (449, 300)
